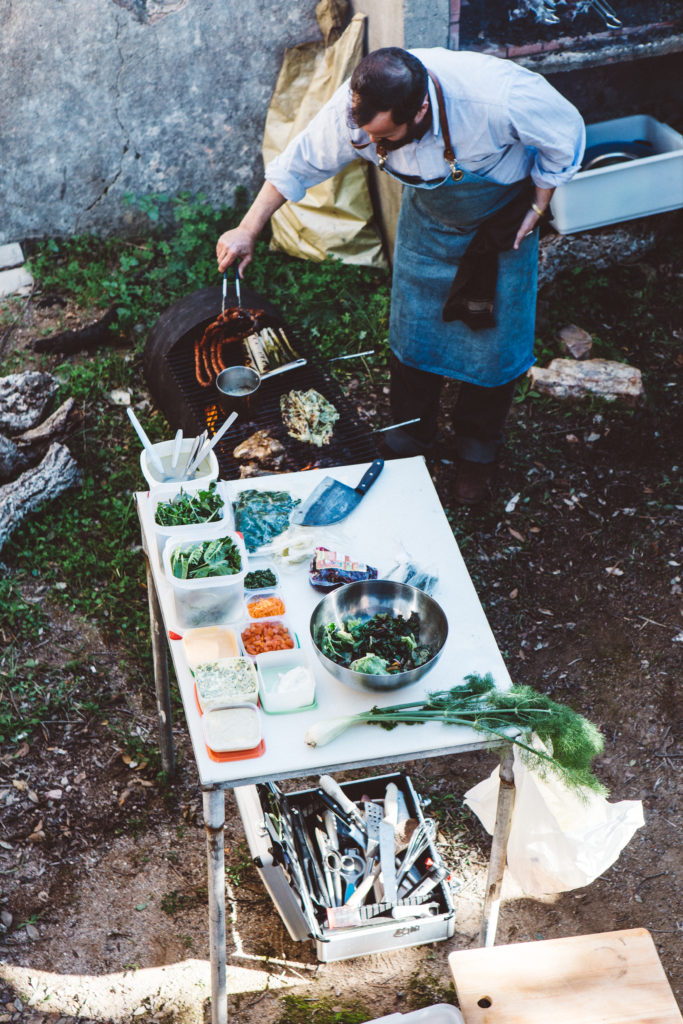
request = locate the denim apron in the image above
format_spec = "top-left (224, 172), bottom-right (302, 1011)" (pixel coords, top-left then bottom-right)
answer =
top-left (388, 168), bottom-right (538, 387)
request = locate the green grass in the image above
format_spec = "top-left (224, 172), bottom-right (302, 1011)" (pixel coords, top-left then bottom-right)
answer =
top-left (274, 995), bottom-right (371, 1024)
top-left (26, 191), bottom-right (392, 360)
top-left (406, 968), bottom-right (458, 1008)
top-left (0, 578), bottom-right (47, 644)
top-left (0, 651), bottom-right (105, 745)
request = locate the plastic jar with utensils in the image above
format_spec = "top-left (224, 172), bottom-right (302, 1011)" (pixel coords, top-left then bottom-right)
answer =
top-left (141, 438), bottom-right (218, 490)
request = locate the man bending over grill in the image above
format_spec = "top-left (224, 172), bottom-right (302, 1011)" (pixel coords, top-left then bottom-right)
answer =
top-left (216, 47), bottom-right (585, 504)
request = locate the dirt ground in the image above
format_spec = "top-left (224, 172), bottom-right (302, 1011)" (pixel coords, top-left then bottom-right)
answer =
top-left (0, 242), bottom-right (681, 1023)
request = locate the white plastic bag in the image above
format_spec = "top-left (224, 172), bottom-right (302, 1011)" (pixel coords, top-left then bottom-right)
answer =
top-left (464, 743), bottom-right (645, 896)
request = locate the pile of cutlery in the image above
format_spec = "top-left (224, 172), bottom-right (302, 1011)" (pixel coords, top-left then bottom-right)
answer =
top-left (261, 775), bottom-right (452, 932)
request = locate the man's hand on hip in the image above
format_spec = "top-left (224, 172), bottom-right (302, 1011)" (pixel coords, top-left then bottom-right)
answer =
top-left (513, 185), bottom-right (555, 250)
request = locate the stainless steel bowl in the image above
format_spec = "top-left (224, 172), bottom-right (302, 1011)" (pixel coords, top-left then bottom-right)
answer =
top-left (309, 580), bottom-right (448, 692)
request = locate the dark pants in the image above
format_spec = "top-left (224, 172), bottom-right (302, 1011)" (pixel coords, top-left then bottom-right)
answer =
top-left (386, 354), bottom-right (517, 463)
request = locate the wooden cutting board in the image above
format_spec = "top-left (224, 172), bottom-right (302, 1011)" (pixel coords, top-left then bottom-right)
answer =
top-left (448, 928), bottom-right (682, 1024)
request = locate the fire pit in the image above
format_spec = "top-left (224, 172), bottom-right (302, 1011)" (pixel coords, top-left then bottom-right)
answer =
top-left (143, 286), bottom-right (379, 479)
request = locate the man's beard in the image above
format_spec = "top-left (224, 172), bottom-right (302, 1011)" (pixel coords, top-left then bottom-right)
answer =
top-left (378, 106), bottom-right (430, 151)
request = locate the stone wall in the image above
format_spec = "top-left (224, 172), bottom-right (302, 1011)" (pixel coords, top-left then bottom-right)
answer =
top-left (0, 0), bottom-right (322, 243)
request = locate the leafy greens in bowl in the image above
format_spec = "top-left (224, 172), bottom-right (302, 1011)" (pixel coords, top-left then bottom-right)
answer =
top-left (170, 536), bottom-right (242, 579)
top-left (310, 580), bottom-right (448, 692)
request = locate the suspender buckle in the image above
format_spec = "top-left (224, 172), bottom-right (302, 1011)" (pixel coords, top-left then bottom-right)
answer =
top-left (450, 162), bottom-right (464, 182)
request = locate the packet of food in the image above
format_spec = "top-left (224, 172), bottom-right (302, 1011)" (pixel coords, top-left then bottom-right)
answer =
top-left (309, 546), bottom-right (378, 591)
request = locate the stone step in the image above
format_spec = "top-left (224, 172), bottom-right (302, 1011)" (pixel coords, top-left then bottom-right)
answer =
top-left (0, 265), bottom-right (34, 298)
top-left (0, 242), bottom-right (25, 270)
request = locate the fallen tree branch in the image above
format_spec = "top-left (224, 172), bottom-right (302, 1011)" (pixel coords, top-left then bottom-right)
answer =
top-left (0, 442), bottom-right (81, 550)
top-left (15, 398), bottom-right (83, 455)
top-left (0, 372), bottom-right (59, 434)
top-left (32, 309), bottom-right (120, 354)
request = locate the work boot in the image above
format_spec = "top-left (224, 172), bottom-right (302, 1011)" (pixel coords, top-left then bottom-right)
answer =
top-left (454, 458), bottom-right (496, 505)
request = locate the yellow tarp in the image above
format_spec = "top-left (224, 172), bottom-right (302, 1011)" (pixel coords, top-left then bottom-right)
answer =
top-left (263, 12), bottom-right (386, 268)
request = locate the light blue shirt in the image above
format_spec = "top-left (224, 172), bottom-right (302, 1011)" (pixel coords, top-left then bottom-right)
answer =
top-left (266, 48), bottom-right (586, 201)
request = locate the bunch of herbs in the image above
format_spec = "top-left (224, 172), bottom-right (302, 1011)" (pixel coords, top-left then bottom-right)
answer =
top-left (154, 482), bottom-right (224, 527)
top-left (307, 672), bottom-right (606, 795)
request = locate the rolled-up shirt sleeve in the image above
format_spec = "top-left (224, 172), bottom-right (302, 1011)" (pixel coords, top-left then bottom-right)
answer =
top-left (508, 73), bottom-right (586, 188)
top-left (265, 83), bottom-right (360, 203)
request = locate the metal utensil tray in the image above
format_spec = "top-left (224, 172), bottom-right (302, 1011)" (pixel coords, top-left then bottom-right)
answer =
top-left (235, 771), bottom-right (456, 962)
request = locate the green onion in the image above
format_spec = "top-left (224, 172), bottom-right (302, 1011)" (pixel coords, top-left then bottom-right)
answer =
top-left (305, 673), bottom-right (606, 795)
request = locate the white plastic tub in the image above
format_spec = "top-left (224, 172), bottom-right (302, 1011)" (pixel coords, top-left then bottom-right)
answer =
top-left (551, 115), bottom-right (683, 234)
top-left (163, 532), bottom-right (247, 628)
top-left (149, 480), bottom-right (233, 565)
top-left (140, 437), bottom-right (219, 490)
top-left (255, 647), bottom-right (316, 713)
top-left (201, 701), bottom-right (261, 754)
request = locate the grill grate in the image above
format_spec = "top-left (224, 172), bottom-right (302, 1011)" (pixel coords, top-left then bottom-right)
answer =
top-left (165, 319), bottom-right (379, 480)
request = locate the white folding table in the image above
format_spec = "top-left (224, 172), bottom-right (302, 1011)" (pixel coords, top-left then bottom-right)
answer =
top-left (136, 457), bottom-right (517, 1024)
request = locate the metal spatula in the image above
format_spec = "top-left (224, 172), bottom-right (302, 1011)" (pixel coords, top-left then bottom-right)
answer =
top-left (379, 783), bottom-right (399, 903)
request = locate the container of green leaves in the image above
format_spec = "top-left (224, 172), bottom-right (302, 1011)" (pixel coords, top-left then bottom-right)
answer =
top-left (162, 531), bottom-right (248, 628)
top-left (150, 480), bottom-right (233, 565)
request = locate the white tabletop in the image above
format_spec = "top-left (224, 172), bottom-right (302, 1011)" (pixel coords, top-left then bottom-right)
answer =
top-left (136, 457), bottom-right (512, 788)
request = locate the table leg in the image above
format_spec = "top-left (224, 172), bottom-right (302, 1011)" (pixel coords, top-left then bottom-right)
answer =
top-left (478, 745), bottom-right (515, 947)
top-left (204, 788), bottom-right (227, 1024)
top-left (144, 553), bottom-right (175, 776)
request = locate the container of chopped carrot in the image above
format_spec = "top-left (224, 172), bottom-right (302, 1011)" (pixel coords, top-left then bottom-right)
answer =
top-left (246, 593), bottom-right (286, 619)
top-left (240, 617), bottom-right (297, 656)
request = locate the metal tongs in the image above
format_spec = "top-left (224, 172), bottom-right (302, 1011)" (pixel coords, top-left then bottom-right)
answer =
top-left (225, 264), bottom-right (250, 322)
top-left (577, 0), bottom-right (621, 28)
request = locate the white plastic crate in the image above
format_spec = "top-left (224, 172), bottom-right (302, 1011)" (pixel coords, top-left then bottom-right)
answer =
top-left (551, 115), bottom-right (683, 234)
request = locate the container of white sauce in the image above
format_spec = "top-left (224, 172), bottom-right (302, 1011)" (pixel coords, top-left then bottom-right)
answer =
top-left (201, 702), bottom-right (261, 753)
top-left (255, 648), bottom-right (316, 713)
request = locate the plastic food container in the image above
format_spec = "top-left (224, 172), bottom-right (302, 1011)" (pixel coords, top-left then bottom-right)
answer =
top-left (240, 616), bottom-right (297, 657)
top-left (140, 438), bottom-right (219, 490)
top-left (201, 701), bottom-right (261, 754)
top-left (149, 480), bottom-right (233, 565)
top-left (182, 626), bottom-right (239, 665)
top-left (256, 648), bottom-right (316, 713)
top-left (162, 532), bottom-right (247, 628)
top-left (244, 564), bottom-right (280, 593)
top-left (246, 592), bottom-right (286, 619)
top-left (193, 657), bottom-right (259, 711)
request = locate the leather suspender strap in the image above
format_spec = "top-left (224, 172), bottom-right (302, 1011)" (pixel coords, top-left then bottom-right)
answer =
top-left (427, 70), bottom-right (463, 181)
top-left (427, 71), bottom-right (453, 162)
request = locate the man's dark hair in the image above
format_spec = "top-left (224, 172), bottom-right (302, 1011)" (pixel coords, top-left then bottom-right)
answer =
top-left (350, 48), bottom-right (428, 127)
